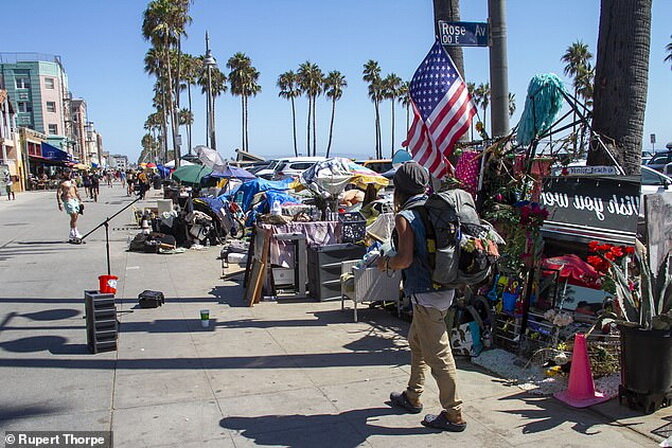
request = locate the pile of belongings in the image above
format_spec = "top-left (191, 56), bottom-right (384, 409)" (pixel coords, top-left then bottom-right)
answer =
top-left (129, 232), bottom-right (178, 253)
top-left (299, 158), bottom-right (388, 198)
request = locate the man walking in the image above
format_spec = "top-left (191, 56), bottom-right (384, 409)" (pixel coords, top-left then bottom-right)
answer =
top-left (56, 169), bottom-right (83, 242)
top-left (4, 172), bottom-right (15, 200)
top-left (379, 161), bottom-right (466, 432)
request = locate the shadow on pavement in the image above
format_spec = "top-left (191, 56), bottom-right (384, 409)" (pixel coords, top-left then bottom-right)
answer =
top-left (0, 405), bottom-right (67, 423)
top-left (497, 391), bottom-right (638, 435)
top-left (220, 407), bottom-right (428, 447)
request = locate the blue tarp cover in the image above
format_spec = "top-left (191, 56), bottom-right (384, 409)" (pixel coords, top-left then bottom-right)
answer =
top-left (219, 178), bottom-right (292, 212)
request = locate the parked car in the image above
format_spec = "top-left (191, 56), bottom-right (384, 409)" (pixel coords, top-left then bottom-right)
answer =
top-left (272, 157), bottom-right (326, 180)
top-left (245, 161), bottom-right (273, 176)
top-left (357, 159), bottom-right (393, 174)
top-left (642, 165), bottom-right (672, 204)
top-left (255, 160), bottom-right (283, 179)
top-left (646, 151), bottom-right (672, 174)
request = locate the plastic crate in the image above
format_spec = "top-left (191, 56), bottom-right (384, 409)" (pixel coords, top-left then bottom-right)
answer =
top-left (339, 212), bottom-right (366, 243)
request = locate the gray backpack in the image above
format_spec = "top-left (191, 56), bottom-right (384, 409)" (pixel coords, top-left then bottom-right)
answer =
top-left (410, 189), bottom-right (504, 289)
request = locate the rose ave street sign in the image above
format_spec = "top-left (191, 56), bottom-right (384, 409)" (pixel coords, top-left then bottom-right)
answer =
top-left (437, 21), bottom-right (489, 47)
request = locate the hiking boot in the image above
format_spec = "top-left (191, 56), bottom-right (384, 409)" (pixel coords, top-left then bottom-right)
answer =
top-left (422, 410), bottom-right (467, 432)
top-left (389, 391), bottom-right (423, 414)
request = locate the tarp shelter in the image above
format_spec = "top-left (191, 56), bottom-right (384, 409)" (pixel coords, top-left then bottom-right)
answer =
top-left (220, 177), bottom-right (293, 212)
top-left (300, 157), bottom-right (389, 197)
top-left (165, 159), bottom-right (195, 168)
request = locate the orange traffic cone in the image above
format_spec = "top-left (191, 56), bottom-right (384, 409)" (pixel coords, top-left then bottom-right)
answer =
top-left (554, 333), bottom-right (610, 408)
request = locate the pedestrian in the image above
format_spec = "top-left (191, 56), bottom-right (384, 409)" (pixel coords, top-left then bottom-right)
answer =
top-left (4, 172), bottom-right (15, 200)
top-left (137, 170), bottom-right (149, 200)
top-left (56, 169), bottom-right (83, 242)
top-left (379, 161), bottom-right (466, 432)
top-left (120, 170), bottom-right (127, 189)
top-left (106, 170), bottom-right (113, 188)
top-left (82, 172), bottom-right (92, 199)
top-left (127, 171), bottom-right (136, 197)
top-left (90, 171), bottom-right (100, 202)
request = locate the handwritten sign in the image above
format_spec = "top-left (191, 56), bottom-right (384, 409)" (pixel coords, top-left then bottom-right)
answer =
top-left (645, 193), bottom-right (672, 271)
top-left (540, 176), bottom-right (639, 244)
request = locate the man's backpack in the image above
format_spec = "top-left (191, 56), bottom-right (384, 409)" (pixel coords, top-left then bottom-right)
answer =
top-left (410, 189), bottom-right (504, 289)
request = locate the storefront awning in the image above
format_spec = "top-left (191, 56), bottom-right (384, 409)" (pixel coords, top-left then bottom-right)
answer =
top-left (40, 142), bottom-right (70, 162)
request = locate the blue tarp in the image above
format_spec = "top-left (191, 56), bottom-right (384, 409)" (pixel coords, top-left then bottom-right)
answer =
top-left (219, 178), bottom-right (293, 212)
top-left (40, 142), bottom-right (69, 161)
top-left (157, 165), bottom-right (171, 179)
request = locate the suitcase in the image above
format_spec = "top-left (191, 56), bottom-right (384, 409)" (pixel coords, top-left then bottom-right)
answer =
top-left (138, 290), bottom-right (165, 308)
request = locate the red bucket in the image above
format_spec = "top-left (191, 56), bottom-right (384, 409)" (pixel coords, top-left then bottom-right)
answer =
top-left (99, 275), bottom-right (118, 294)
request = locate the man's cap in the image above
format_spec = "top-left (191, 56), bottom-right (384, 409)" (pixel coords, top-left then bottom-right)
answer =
top-left (393, 161), bottom-right (429, 195)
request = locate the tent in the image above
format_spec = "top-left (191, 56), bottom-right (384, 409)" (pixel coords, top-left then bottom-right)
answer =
top-left (220, 177), bottom-right (293, 212)
top-left (165, 159), bottom-right (195, 168)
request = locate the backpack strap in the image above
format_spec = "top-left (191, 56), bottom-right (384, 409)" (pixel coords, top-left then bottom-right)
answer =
top-left (411, 205), bottom-right (436, 271)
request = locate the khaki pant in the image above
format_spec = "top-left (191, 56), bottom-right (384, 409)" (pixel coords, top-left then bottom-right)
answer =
top-left (405, 304), bottom-right (462, 417)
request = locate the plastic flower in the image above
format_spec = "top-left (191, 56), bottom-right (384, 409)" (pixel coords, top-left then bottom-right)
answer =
top-left (588, 241), bottom-right (600, 252)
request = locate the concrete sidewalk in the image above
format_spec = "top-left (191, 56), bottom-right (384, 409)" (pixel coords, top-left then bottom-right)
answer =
top-left (0, 185), bottom-right (669, 447)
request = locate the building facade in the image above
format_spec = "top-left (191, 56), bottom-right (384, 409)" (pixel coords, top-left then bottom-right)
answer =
top-left (70, 98), bottom-right (88, 164)
top-left (0, 53), bottom-right (73, 154)
top-left (0, 89), bottom-right (24, 191)
top-left (108, 154), bottom-right (128, 170)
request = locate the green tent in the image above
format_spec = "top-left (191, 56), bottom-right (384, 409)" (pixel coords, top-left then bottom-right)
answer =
top-left (171, 164), bottom-right (213, 186)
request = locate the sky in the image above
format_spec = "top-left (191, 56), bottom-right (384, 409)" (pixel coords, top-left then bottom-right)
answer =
top-left (0, 0), bottom-right (670, 162)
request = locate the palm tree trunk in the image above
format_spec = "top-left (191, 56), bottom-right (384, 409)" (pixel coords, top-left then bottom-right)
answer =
top-left (375, 101), bottom-right (381, 159)
top-left (391, 100), bottom-right (395, 157)
top-left (306, 97), bottom-right (311, 156)
top-left (291, 97), bottom-right (298, 157)
top-left (240, 96), bottom-right (245, 151)
top-left (373, 102), bottom-right (379, 159)
top-left (245, 95), bottom-right (250, 152)
top-left (164, 37), bottom-right (180, 167)
top-left (326, 98), bottom-right (336, 158)
top-left (312, 95), bottom-right (317, 157)
top-left (187, 83), bottom-right (193, 154)
top-left (588, 0), bottom-right (650, 175)
top-left (406, 104), bottom-right (410, 133)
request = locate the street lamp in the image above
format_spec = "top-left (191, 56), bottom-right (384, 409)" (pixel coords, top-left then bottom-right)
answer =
top-left (203, 31), bottom-right (217, 151)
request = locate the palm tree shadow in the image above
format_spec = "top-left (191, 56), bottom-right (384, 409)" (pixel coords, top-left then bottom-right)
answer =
top-left (220, 407), bottom-right (428, 447)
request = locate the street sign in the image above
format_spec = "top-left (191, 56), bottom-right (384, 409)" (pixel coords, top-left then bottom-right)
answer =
top-left (438, 21), bottom-right (489, 47)
top-left (651, 133), bottom-right (656, 144)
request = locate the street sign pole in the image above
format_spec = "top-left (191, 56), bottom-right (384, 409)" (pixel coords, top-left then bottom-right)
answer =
top-left (488, 0), bottom-right (510, 139)
top-left (433, 0), bottom-right (465, 78)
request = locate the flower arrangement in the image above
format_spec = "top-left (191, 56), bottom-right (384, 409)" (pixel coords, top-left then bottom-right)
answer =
top-left (586, 241), bottom-right (635, 294)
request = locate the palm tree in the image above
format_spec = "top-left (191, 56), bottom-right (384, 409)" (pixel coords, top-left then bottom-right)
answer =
top-left (363, 60), bottom-right (382, 158)
top-left (277, 71), bottom-right (301, 156)
top-left (197, 61), bottom-right (227, 146)
top-left (142, 0), bottom-right (192, 167)
top-left (475, 83), bottom-right (490, 136)
top-left (588, 0), bottom-right (651, 175)
top-left (397, 81), bottom-right (410, 133)
top-left (508, 92), bottom-right (516, 117)
top-left (180, 53), bottom-right (201, 154)
top-left (298, 62), bottom-right (324, 156)
top-left (382, 73), bottom-right (402, 157)
top-left (561, 41), bottom-right (594, 151)
top-left (324, 71), bottom-right (347, 158)
top-left (227, 53), bottom-right (261, 152)
top-left (666, 36), bottom-right (672, 68)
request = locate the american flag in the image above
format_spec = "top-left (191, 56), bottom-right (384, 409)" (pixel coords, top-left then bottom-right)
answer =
top-left (404, 41), bottom-right (476, 179)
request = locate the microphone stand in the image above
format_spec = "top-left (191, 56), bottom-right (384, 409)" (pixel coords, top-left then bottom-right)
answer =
top-left (80, 196), bottom-right (142, 275)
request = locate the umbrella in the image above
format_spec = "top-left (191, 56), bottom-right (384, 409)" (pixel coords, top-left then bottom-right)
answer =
top-left (164, 159), bottom-right (195, 168)
top-left (542, 255), bottom-right (601, 287)
top-left (195, 145), bottom-right (227, 171)
top-left (171, 164), bottom-right (213, 185)
top-left (73, 163), bottom-right (89, 170)
top-left (146, 162), bottom-right (157, 168)
top-left (209, 164), bottom-right (256, 180)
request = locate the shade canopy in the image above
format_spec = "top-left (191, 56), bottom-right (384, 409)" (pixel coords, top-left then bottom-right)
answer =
top-left (195, 145), bottom-right (227, 171)
top-left (171, 164), bottom-right (213, 185)
top-left (209, 164), bottom-right (256, 180)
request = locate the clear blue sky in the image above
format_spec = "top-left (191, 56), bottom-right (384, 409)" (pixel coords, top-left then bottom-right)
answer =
top-left (0, 0), bottom-right (670, 161)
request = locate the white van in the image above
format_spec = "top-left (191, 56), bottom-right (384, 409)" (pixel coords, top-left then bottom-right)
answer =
top-left (272, 157), bottom-right (326, 180)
